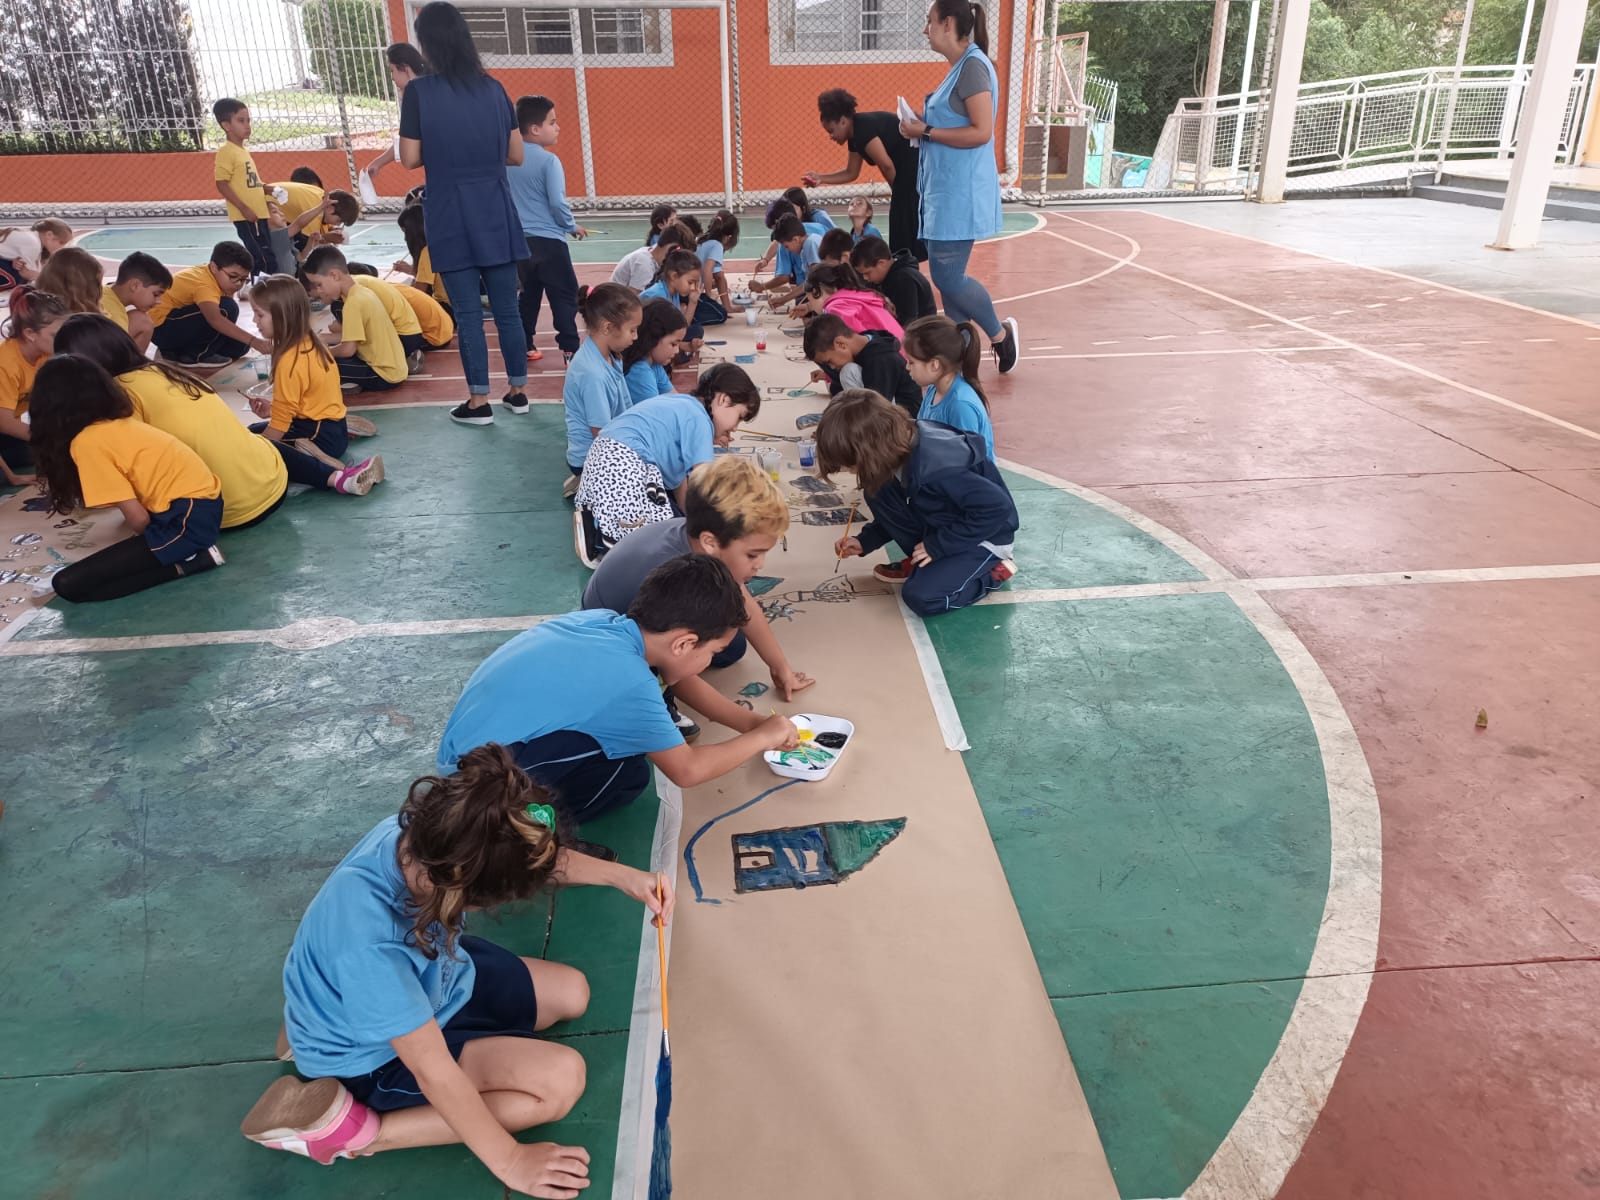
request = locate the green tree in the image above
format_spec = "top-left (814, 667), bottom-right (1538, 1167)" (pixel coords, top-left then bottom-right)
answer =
top-left (0, 0), bottom-right (203, 154)
top-left (304, 0), bottom-right (389, 101)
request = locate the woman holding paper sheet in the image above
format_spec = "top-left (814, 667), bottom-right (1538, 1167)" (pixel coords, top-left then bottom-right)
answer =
top-left (399, 2), bottom-right (531, 426)
top-left (898, 0), bottom-right (1020, 376)
top-left (804, 90), bottom-right (925, 262)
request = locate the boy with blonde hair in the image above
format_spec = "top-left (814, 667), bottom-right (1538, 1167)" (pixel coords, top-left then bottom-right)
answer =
top-left (583, 455), bottom-right (816, 724)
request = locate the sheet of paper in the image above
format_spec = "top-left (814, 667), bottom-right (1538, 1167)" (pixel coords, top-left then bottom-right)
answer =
top-left (631, 398), bottom-right (1117, 1199)
top-left (897, 95), bottom-right (920, 146)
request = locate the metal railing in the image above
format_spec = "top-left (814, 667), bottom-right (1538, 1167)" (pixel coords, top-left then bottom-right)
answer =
top-left (1146, 63), bottom-right (1598, 195)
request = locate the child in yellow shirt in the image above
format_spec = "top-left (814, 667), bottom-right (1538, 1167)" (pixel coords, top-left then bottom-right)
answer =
top-left (213, 98), bottom-right (275, 276)
top-left (352, 272), bottom-right (426, 364)
top-left (104, 252), bottom-right (173, 353)
top-left (149, 241), bottom-right (268, 366)
top-left (0, 287), bottom-right (69, 484)
top-left (54, 314), bottom-right (291, 529)
top-left (30, 355), bottom-right (225, 602)
top-left (396, 281), bottom-right (455, 351)
top-left (246, 276), bottom-right (384, 495)
top-left (302, 246), bottom-right (410, 391)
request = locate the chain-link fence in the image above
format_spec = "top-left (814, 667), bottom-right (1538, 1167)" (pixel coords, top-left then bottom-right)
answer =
top-left (2, 0), bottom-right (1594, 216)
top-left (0, 0), bottom-right (398, 212)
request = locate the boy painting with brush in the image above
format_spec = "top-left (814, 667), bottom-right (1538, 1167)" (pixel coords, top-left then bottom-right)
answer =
top-left (438, 554), bottom-right (798, 859)
top-left (583, 455), bottom-right (817, 707)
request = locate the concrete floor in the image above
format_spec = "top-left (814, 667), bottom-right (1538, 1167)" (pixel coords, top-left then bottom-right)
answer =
top-left (1158, 196), bottom-right (1600, 323)
top-left (3, 200), bottom-right (1598, 1199)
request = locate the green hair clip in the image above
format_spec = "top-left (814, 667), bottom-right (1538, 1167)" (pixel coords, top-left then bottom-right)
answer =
top-left (525, 803), bottom-right (556, 831)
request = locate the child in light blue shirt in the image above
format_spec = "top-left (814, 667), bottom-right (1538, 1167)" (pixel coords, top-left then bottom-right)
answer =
top-left (241, 745), bottom-right (668, 1177)
top-left (507, 95), bottom-right (591, 362)
top-left (623, 297), bottom-right (688, 405)
top-left (902, 314), bottom-right (996, 458)
top-left (574, 364), bottom-right (760, 550)
top-left (562, 284), bottom-right (640, 477)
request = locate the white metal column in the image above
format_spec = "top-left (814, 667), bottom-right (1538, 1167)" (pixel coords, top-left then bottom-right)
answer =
top-left (1004, 0), bottom-right (1031, 183)
top-left (1491, 0), bottom-right (1589, 248)
top-left (718, 0), bottom-right (734, 209)
top-left (1253, 0), bottom-right (1309, 202)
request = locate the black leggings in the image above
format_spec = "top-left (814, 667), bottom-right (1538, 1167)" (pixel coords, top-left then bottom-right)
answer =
top-left (53, 536), bottom-right (219, 603)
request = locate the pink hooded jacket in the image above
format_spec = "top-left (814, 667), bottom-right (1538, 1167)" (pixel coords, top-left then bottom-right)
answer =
top-left (823, 288), bottom-right (905, 339)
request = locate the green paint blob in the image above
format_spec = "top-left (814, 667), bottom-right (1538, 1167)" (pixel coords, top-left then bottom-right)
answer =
top-left (823, 818), bottom-right (907, 877)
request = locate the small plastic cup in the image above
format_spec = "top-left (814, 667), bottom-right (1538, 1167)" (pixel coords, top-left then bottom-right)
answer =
top-left (798, 439), bottom-right (815, 467)
top-left (758, 449), bottom-right (782, 482)
top-left (744, 309), bottom-right (758, 326)
top-left (252, 357), bottom-right (270, 381)
top-left (755, 334), bottom-right (767, 351)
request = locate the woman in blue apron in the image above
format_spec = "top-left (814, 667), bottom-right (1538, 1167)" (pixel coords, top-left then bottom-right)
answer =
top-left (899, 0), bottom-right (1020, 375)
top-left (400, 2), bottom-right (530, 426)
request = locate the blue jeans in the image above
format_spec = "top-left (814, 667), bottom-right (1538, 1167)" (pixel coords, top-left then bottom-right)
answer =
top-left (440, 262), bottom-right (528, 397)
top-left (926, 239), bottom-right (1000, 339)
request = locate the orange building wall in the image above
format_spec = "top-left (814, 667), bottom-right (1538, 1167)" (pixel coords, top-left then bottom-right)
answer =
top-left (0, 0), bottom-right (1019, 207)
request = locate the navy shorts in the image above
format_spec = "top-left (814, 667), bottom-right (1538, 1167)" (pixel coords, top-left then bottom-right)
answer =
top-left (340, 936), bottom-right (540, 1112)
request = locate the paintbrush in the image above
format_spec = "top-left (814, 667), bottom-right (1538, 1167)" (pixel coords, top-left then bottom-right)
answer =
top-left (648, 876), bottom-right (673, 1199)
top-left (834, 500), bottom-right (860, 571)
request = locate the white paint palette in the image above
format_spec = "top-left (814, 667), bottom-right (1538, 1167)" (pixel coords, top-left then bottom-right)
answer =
top-left (764, 713), bottom-right (855, 782)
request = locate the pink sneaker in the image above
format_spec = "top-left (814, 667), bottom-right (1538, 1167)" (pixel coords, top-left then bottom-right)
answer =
top-left (240, 1076), bottom-right (380, 1165)
top-left (332, 456), bottom-right (384, 496)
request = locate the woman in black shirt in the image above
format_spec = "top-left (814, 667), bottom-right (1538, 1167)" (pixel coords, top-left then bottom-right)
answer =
top-left (803, 88), bottom-right (926, 262)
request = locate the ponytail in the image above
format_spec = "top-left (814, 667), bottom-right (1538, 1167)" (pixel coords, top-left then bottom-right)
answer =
top-left (579, 281), bottom-right (643, 329)
top-left (970, 2), bottom-right (988, 55)
top-left (931, 0), bottom-right (988, 55)
top-left (902, 314), bottom-right (989, 409)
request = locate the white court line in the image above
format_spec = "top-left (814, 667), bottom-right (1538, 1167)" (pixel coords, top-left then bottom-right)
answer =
top-left (14, 560), bottom-right (1595, 658)
top-left (0, 612), bottom-right (550, 657)
top-left (997, 454), bottom-right (1381, 1200)
top-left (1139, 208), bottom-right (1600, 334)
top-left (897, 595), bottom-right (970, 751)
top-left (989, 220), bottom-right (1141, 305)
top-left (1051, 212), bottom-right (1600, 444)
top-left (987, 560), bottom-right (1600, 605)
top-left (1027, 346), bottom-right (1348, 361)
top-left (614, 770), bottom-right (683, 1200)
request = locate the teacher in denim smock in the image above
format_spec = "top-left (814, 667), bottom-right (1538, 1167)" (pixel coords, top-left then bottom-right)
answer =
top-left (400, 1), bottom-right (530, 426)
top-left (899, 0), bottom-right (1019, 376)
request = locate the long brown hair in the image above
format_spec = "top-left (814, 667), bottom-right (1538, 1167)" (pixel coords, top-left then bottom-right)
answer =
top-left (28, 355), bottom-right (136, 515)
top-left (249, 274), bottom-right (334, 376)
top-left (816, 388), bottom-right (915, 493)
top-left (397, 744), bottom-right (563, 960)
top-left (35, 247), bottom-right (103, 315)
top-left (902, 314), bottom-right (988, 409)
top-left (53, 312), bottom-right (214, 400)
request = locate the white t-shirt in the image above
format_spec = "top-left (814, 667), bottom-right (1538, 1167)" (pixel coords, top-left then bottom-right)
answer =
top-left (611, 246), bottom-right (659, 291)
top-left (0, 230), bottom-right (44, 274)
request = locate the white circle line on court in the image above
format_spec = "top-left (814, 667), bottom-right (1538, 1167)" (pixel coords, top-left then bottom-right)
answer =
top-left (997, 454), bottom-right (1383, 1200)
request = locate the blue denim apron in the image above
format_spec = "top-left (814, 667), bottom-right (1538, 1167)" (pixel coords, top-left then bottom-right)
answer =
top-left (917, 44), bottom-right (1004, 242)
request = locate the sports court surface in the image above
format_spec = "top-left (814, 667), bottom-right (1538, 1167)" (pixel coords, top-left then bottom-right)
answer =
top-left (2, 201), bottom-right (1597, 1199)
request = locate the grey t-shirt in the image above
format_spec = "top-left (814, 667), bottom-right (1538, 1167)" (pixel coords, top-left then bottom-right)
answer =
top-left (581, 517), bottom-right (694, 613)
top-left (611, 246), bottom-right (659, 290)
top-left (947, 56), bottom-right (992, 122)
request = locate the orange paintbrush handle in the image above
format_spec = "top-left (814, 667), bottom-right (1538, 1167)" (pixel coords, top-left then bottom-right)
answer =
top-left (835, 500), bottom-right (860, 571)
top-left (655, 875), bottom-right (670, 1034)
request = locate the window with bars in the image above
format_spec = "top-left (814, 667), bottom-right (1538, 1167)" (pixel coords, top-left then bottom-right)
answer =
top-left (418, 4), bottom-right (670, 65)
top-left (770, 0), bottom-right (936, 65)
